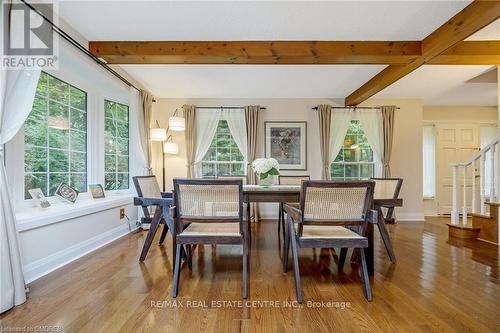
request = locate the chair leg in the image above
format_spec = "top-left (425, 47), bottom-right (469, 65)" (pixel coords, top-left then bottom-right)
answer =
top-left (283, 216), bottom-right (291, 273)
top-left (377, 209), bottom-right (397, 263)
top-left (338, 248), bottom-right (348, 272)
top-left (172, 244), bottom-right (182, 298)
top-left (242, 247), bottom-right (249, 299)
top-left (359, 248), bottom-right (372, 302)
top-left (278, 203), bottom-right (283, 235)
top-left (159, 221), bottom-right (169, 245)
top-left (186, 245), bottom-right (193, 270)
top-left (289, 221), bottom-right (302, 304)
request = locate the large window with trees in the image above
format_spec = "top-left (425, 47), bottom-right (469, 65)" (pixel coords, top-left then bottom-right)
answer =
top-left (24, 72), bottom-right (87, 198)
top-left (331, 120), bottom-right (374, 180)
top-left (201, 120), bottom-right (245, 177)
top-left (104, 100), bottom-right (129, 190)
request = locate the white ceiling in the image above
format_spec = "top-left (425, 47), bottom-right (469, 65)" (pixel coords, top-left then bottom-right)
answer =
top-left (56, 1), bottom-right (498, 105)
top-left (59, 1), bottom-right (470, 41)
top-left (121, 64), bottom-right (387, 98)
top-left (375, 65), bottom-right (497, 106)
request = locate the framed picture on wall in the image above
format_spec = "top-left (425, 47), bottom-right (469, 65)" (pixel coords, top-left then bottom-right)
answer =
top-left (264, 121), bottom-right (307, 170)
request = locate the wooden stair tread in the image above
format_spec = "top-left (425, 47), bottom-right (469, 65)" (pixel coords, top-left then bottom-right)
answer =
top-left (471, 213), bottom-right (493, 219)
top-left (446, 223), bottom-right (480, 230)
top-left (485, 201), bottom-right (500, 207)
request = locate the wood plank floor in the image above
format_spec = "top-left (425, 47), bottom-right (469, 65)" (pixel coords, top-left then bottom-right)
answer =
top-left (1, 217), bottom-right (499, 333)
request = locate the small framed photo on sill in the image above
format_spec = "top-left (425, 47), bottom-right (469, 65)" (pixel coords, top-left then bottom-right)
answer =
top-left (55, 183), bottom-right (79, 203)
top-left (28, 188), bottom-right (51, 208)
top-left (89, 184), bottom-right (105, 199)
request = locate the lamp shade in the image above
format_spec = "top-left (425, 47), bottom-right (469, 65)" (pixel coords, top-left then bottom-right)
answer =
top-left (168, 116), bottom-right (185, 131)
top-left (150, 128), bottom-right (167, 141)
top-left (163, 141), bottom-right (179, 155)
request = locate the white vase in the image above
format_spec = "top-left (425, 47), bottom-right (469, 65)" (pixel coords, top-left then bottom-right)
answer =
top-left (258, 175), bottom-right (277, 186)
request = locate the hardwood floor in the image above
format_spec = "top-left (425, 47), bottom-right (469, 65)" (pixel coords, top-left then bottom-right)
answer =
top-left (1, 217), bottom-right (499, 332)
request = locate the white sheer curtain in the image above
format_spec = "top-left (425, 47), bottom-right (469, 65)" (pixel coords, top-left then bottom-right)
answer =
top-left (329, 110), bottom-right (352, 164)
top-left (423, 125), bottom-right (436, 198)
top-left (224, 109), bottom-right (248, 166)
top-left (193, 109), bottom-right (222, 177)
top-left (357, 110), bottom-right (384, 177)
top-left (1, 68), bottom-right (41, 312)
top-left (128, 87), bottom-right (149, 176)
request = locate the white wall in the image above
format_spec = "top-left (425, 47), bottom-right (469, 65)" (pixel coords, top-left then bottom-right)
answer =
top-left (152, 97), bottom-right (424, 221)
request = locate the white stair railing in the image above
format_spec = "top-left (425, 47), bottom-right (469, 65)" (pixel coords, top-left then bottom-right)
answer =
top-left (450, 137), bottom-right (499, 225)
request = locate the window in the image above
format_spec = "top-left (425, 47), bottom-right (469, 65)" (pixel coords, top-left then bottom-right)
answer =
top-left (423, 125), bottom-right (436, 198)
top-left (24, 72), bottom-right (87, 198)
top-left (201, 120), bottom-right (245, 177)
top-left (104, 100), bottom-right (129, 190)
top-left (331, 120), bottom-right (374, 180)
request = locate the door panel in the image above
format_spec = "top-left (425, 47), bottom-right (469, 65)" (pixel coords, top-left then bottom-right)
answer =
top-left (436, 124), bottom-right (479, 215)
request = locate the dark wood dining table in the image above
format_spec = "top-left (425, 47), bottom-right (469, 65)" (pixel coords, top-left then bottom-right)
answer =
top-left (243, 184), bottom-right (403, 276)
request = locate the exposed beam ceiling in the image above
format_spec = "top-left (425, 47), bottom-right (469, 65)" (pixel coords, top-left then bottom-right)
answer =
top-left (89, 40), bottom-right (499, 65)
top-left (345, 1), bottom-right (500, 105)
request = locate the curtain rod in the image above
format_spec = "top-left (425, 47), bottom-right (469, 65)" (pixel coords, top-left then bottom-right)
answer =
top-left (196, 106), bottom-right (267, 110)
top-left (20, 0), bottom-right (141, 93)
top-left (312, 106), bottom-right (400, 110)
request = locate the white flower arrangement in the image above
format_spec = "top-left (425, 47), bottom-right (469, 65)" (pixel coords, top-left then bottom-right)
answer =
top-left (251, 158), bottom-right (280, 180)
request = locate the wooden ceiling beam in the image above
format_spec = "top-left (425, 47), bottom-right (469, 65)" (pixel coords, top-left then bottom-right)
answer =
top-left (345, 1), bottom-right (500, 106)
top-left (89, 41), bottom-right (422, 65)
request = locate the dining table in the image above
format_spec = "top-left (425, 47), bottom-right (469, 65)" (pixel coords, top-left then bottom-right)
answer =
top-left (243, 184), bottom-right (403, 276)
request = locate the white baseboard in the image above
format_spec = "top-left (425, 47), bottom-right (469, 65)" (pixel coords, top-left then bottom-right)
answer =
top-left (23, 223), bottom-right (138, 283)
top-left (396, 212), bottom-right (425, 222)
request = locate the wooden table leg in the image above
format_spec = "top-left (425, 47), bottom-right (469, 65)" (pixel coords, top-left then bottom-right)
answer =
top-left (140, 207), bottom-right (162, 261)
top-left (377, 208), bottom-right (397, 263)
top-left (247, 200), bottom-right (251, 243)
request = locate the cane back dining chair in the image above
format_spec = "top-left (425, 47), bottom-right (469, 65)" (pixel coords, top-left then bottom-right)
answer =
top-left (371, 177), bottom-right (403, 263)
top-left (133, 176), bottom-right (174, 261)
top-left (278, 175), bottom-right (310, 243)
top-left (171, 178), bottom-right (249, 298)
top-left (283, 180), bottom-right (377, 302)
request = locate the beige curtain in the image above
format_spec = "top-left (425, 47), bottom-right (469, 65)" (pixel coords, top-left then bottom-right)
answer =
top-left (139, 90), bottom-right (153, 173)
top-left (317, 105), bottom-right (332, 180)
top-left (245, 105), bottom-right (260, 221)
top-left (183, 105), bottom-right (197, 177)
top-left (381, 105), bottom-right (396, 177)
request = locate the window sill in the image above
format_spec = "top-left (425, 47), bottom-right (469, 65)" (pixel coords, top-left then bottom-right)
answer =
top-left (16, 194), bottom-right (134, 232)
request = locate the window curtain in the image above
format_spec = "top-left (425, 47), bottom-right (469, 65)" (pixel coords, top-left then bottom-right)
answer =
top-left (381, 105), bottom-right (396, 177)
top-left (139, 89), bottom-right (154, 174)
top-left (224, 109), bottom-right (248, 166)
top-left (0, 70), bottom-right (41, 313)
top-left (357, 110), bottom-right (384, 177)
top-left (193, 109), bottom-right (221, 178)
top-left (423, 125), bottom-right (436, 198)
top-left (245, 105), bottom-right (260, 221)
top-left (183, 105), bottom-right (197, 177)
top-left (329, 109), bottom-right (352, 166)
top-left (317, 105), bottom-right (332, 180)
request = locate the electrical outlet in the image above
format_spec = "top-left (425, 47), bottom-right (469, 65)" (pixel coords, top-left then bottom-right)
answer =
top-left (119, 208), bottom-right (125, 219)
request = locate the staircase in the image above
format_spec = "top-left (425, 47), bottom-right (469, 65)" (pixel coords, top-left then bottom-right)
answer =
top-left (448, 137), bottom-right (499, 245)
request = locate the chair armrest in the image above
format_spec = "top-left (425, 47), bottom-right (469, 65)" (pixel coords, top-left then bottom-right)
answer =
top-left (161, 192), bottom-right (173, 199)
top-left (133, 197), bottom-right (173, 208)
top-left (367, 209), bottom-right (378, 224)
top-left (283, 203), bottom-right (302, 223)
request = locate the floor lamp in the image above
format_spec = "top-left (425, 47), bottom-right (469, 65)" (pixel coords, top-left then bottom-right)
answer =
top-left (150, 110), bottom-right (185, 191)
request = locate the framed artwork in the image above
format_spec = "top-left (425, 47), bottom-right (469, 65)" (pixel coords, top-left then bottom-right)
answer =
top-left (264, 121), bottom-right (307, 170)
top-left (89, 184), bottom-right (105, 199)
top-left (55, 183), bottom-right (79, 203)
top-left (28, 188), bottom-right (51, 208)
